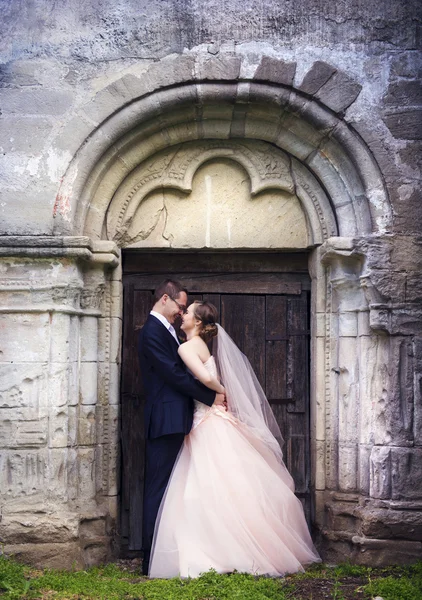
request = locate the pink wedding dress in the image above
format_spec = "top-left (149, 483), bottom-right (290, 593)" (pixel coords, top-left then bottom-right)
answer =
top-left (149, 356), bottom-right (320, 579)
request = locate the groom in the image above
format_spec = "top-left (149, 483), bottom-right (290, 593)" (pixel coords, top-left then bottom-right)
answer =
top-left (138, 279), bottom-right (226, 575)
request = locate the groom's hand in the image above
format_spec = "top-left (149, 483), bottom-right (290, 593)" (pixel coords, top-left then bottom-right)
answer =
top-left (214, 392), bottom-right (228, 411)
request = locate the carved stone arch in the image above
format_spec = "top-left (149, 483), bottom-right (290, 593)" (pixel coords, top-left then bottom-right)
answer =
top-left (104, 140), bottom-right (336, 248)
top-left (52, 78), bottom-right (391, 240)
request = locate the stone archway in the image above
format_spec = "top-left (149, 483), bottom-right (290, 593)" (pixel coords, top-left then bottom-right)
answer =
top-left (56, 69), bottom-right (395, 563)
top-left (6, 54), bottom-right (419, 569)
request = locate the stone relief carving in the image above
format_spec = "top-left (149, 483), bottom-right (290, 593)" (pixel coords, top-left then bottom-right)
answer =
top-left (80, 284), bottom-right (105, 310)
top-left (105, 139), bottom-right (333, 248)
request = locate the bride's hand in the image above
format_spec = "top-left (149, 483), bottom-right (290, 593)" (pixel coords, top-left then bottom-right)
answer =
top-left (214, 391), bottom-right (228, 412)
top-left (214, 392), bottom-right (228, 411)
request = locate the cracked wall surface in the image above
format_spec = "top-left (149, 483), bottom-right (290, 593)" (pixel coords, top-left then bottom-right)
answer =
top-left (0, 0), bottom-right (421, 569)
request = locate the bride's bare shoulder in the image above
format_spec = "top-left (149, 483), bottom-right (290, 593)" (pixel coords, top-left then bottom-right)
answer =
top-left (178, 337), bottom-right (209, 359)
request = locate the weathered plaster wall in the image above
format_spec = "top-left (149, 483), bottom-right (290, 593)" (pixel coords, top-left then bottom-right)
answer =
top-left (0, 0), bottom-right (421, 569)
top-left (0, 0), bottom-right (420, 236)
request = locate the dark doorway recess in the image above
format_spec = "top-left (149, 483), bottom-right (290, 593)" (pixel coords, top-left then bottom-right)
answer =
top-left (120, 252), bottom-right (312, 554)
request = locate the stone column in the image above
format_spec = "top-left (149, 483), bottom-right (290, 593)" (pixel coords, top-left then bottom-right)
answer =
top-left (0, 237), bottom-right (120, 568)
top-left (316, 236), bottom-right (422, 564)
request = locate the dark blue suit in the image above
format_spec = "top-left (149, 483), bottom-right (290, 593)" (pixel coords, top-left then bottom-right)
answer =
top-left (138, 314), bottom-right (215, 571)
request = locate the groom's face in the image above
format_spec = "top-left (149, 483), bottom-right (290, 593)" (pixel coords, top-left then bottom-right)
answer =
top-left (164, 291), bottom-right (188, 324)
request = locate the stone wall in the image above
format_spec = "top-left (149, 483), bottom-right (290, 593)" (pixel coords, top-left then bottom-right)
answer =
top-left (0, 0), bottom-right (421, 568)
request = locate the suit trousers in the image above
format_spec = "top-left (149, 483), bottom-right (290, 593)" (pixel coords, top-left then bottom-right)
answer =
top-left (142, 433), bottom-right (185, 570)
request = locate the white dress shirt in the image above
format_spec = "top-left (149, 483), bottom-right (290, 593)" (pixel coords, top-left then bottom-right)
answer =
top-left (150, 310), bottom-right (180, 345)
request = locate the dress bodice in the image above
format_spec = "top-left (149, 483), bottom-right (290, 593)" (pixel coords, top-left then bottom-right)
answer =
top-left (192, 356), bottom-right (217, 428)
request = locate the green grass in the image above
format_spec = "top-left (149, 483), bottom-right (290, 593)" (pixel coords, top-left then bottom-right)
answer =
top-left (0, 558), bottom-right (289, 600)
top-left (363, 561), bottom-right (422, 600)
top-left (1, 554), bottom-right (422, 600)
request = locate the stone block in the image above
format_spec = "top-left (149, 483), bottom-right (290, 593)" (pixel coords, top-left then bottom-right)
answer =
top-left (315, 440), bottom-right (326, 490)
top-left (48, 407), bottom-right (68, 448)
top-left (82, 541), bottom-right (110, 567)
top-left (338, 312), bottom-right (358, 337)
top-left (398, 140), bottom-right (422, 175)
top-left (79, 362), bottom-right (98, 405)
top-left (391, 447), bottom-right (422, 500)
top-left (78, 404), bottom-right (96, 446)
top-left (0, 89), bottom-right (73, 116)
top-left (4, 542), bottom-right (84, 570)
top-left (195, 55), bottom-right (241, 81)
top-left (66, 447), bottom-right (78, 502)
top-left (327, 501), bottom-right (360, 535)
top-left (0, 117), bottom-right (54, 153)
top-left (315, 313), bottom-right (326, 337)
top-left (314, 338), bottom-right (326, 442)
top-left (390, 52), bottom-right (422, 79)
top-left (357, 311), bottom-right (371, 337)
top-left (82, 75), bottom-right (151, 125)
top-left (360, 507), bottom-right (422, 541)
top-left (389, 184), bottom-right (422, 234)
top-left (0, 189), bottom-right (56, 235)
top-left (109, 317), bottom-right (122, 364)
top-left (358, 445), bottom-right (371, 494)
top-left (48, 448), bottom-right (69, 499)
top-left (0, 363), bottom-right (48, 421)
top-left (338, 445), bottom-right (358, 491)
top-left (107, 440), bottom-right (120, 496)
top-left (315, 71), bottom-right (362, 113)
top-left (80, 317), bottom-right (98, 362)
top-left (298, 61), bottom-right (337, 95)
top-left (15, 418), bottom-right (47, 447)
top-left (0, 512), bottom-right (79, 544)
top-left (109, 362), bottom-right (120, 406)
top-left (68, 361), bottom-right (79, 407)
top-left (49, 313), bottom-right (74, 363)
top-left (80, 516), bottom-right (106, 540)
top-left (77, 447), bottom-right (96, 502)
top-left (383, 109), bottom-right (422, 140)
top-left (414, 338), bottom-right (422, 445)
top-left (370, 446), bottom-right (391, 499)
top-left (68, 405), bottom-right (77, 446)
top-left (55, 114), bottom-right (96, 154)
top-left (351, 537), bottom-right (422, 566)
top-left (147, 54), bottom-right (195, 88)
top-left (254, 57), bottom-right (296, 86)
top-left (47, 364), bottom-right (71, 409)
top-left (0, 313), bottom-right (50, 362)
top-left (383, 80), bottom-right (422, 107)
top-left (0, 449), bottom-right (48, 498)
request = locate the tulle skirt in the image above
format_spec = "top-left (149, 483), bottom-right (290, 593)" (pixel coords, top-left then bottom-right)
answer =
top-left (149, 406), bottom-right (320, 579)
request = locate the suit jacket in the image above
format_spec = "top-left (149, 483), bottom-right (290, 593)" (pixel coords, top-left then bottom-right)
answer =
top-left (138, 314), bottom-right (215, 439)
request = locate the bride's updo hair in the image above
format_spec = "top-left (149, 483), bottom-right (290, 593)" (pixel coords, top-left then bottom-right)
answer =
top-left (193, 301), bottom-right (218, 343)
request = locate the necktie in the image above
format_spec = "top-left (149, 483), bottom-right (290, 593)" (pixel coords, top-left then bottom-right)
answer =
top-left (168, 325), bottom-right (179, 345)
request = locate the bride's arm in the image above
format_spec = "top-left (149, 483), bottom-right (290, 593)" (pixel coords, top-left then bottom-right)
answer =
top-left (178, 344), bottom-right (225, 394)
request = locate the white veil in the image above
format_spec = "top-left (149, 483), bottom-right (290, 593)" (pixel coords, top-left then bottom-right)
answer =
top-left (213, 324), bottom-right (284, 462)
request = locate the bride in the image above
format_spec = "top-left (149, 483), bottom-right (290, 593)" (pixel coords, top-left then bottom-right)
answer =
top-left (149, 300), bottom-right (320, 579)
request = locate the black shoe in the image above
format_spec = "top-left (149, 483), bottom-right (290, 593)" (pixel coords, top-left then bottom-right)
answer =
top-left (142, 550), bottom-right (150, 576)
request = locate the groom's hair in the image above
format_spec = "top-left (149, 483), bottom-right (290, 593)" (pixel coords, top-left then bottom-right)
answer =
top-left (153, 279), bottom-right (187, 303)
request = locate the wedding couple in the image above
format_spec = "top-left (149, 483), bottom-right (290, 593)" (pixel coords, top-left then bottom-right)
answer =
top-left (138, 279), bottom-right (320, 579)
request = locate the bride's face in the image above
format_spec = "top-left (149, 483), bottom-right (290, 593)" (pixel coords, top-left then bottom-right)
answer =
top-left (181, 304), bottom-right (200, 333)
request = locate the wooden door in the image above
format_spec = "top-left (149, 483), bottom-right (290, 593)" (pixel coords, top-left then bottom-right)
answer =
top-left (120, 253), bottom-right (311, 552)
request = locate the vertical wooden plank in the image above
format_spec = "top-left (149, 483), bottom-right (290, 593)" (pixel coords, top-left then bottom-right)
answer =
top-left (265, 296), bottom-right (287, 401)
top-left (221, 295), bottom-right (265, 390)
top-left (265, 295), bottom-right (288, 442)
top-left (287, 293), bottom-right (309, 413)
top-left (285, 292), bottom-right (311, 523)
top-left (287, 436), bottom-right (307, 494)
top-left (202, 294), bottom-right (221, 316)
